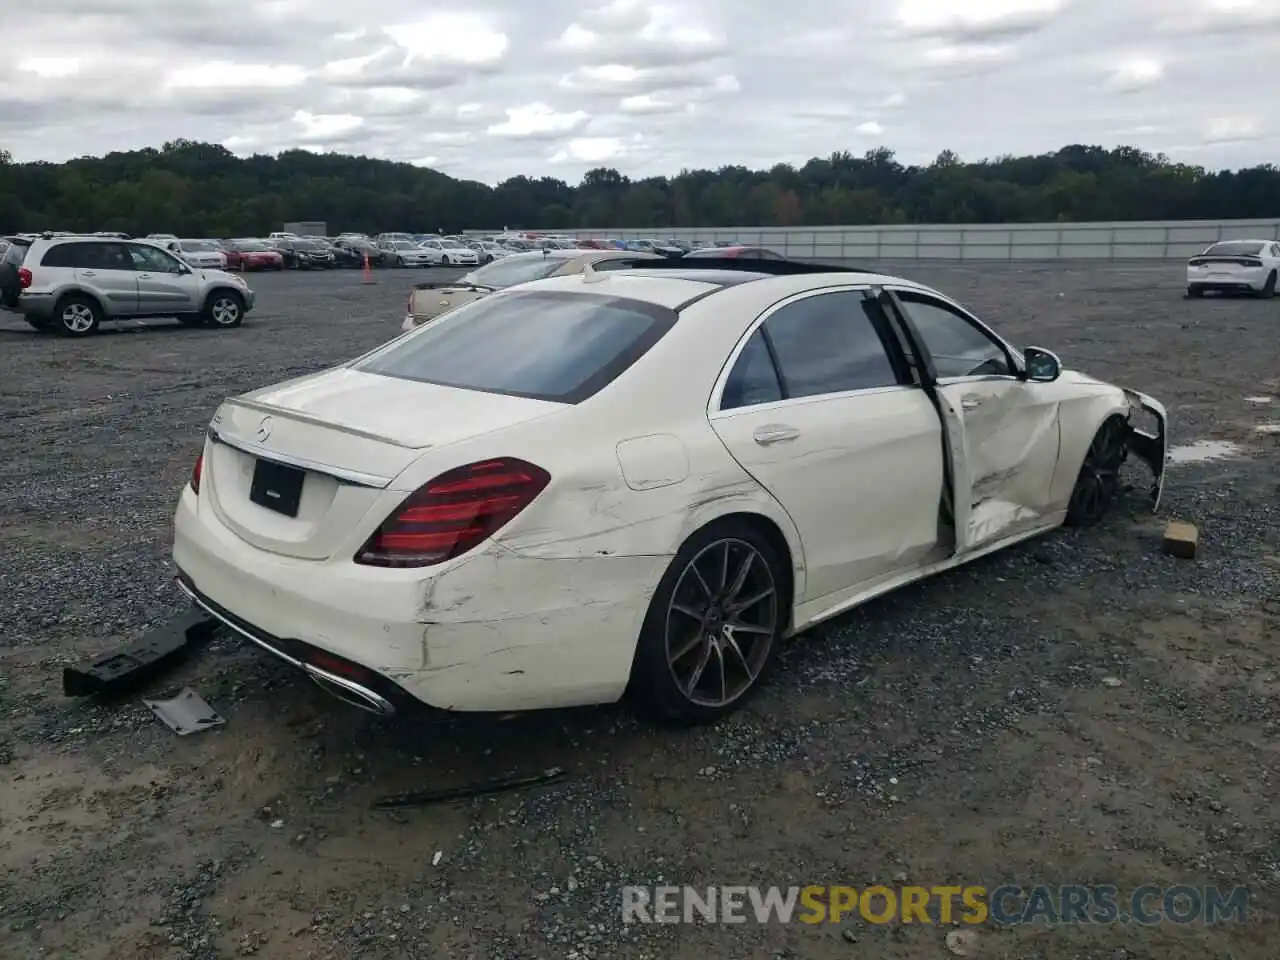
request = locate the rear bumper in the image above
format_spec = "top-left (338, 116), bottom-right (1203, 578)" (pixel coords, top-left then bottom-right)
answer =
top-left (10, 292), bottom-right (56, 320)
top-left (172, 484), bottom-right (660, 713)
top-left (1186, 268), bottom-right (1269, 292)
top-left (176, 574), bottom-right (404, 716)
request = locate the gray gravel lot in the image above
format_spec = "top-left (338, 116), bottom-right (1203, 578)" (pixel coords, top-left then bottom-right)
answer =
top-left (1, 261), bottom-right (1278, 959)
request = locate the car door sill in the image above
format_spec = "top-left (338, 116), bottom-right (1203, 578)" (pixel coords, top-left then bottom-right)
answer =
top-left (790, 512), bottom-right (1065, 634)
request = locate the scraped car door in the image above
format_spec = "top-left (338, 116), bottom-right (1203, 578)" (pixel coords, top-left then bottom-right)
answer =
top-left (888, 288), bottom-right (1060, 552)
top-left (708, 288), bottom-right (946, 603)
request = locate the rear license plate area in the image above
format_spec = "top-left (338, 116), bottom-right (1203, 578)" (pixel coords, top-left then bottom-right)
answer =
top-left (249, 458), bottom-right (304, 517)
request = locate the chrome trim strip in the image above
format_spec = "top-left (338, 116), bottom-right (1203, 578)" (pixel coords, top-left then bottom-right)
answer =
top-left (207, 428), bottom-right (391, 488)
top-left (175, 578), bottom-right (395, 717)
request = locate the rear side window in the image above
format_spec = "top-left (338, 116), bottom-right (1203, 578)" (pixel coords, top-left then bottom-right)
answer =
top-left (760, 291), bottom-right (900, 400)
top-left (722, 331), bottom-right (783, 409)
top-left (39, 241), bottom-right (132, 269)
top-left (354, 289), bottom-right (677, 403)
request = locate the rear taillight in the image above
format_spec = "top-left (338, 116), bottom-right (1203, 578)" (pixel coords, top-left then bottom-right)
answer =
top-left (355, 458), bottom-right (550, 568)
top-left (17, 267), bottom-right (32, 289)
top-left (190, 453), bottom-right (203, 494)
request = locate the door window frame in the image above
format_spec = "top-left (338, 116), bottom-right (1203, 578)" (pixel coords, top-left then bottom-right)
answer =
top-left (708, 285), bottom-right (917, 420)
top-left (884, 286), bottom-right (1024, 385)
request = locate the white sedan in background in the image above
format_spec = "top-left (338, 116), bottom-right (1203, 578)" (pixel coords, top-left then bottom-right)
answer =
top-left (1185, 239), bottom-right (1279, 298)
top-left (416, 238), bottom-right (479, 267)
top-left (171, 239), bottom-right (228, 269)
top-left (173, 260), bottom-right (1166, 723)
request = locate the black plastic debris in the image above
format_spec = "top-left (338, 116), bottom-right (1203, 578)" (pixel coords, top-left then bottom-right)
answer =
top-left (373, 767), bottom-right (568, 809)
top-left (143, 687), bottom-right (226, 735)
top-left (62, 609), bottom-right (218, 697)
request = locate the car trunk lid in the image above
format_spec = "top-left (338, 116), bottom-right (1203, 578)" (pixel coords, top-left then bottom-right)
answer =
top-left (408, 280), bottom-right (494, 322)
top-left (203, 368), bottom-right (564, 559)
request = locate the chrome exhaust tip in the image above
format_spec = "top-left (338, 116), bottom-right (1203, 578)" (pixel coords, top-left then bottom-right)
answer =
top-left (303, 665), bottom-right (396, 717)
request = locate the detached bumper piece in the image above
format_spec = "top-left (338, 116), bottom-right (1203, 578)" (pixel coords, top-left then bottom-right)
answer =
top-left (62, 608), bottom-right (218, 697)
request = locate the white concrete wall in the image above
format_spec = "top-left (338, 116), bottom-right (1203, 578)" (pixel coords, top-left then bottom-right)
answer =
top-left (485, 219), bottom-right (1280, 261)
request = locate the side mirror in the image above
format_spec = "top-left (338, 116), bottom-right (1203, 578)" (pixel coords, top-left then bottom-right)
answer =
top-left (1023, 346), bottom-right (1061, 383)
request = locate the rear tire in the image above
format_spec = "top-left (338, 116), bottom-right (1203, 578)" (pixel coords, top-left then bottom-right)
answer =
top-left (53, 294), bottom-right (102, 337)
top-left (202, 290), bottom-right (245, 328)
top-left (1185, 286), bottom-right (1204, 299)
top-left (441, 255), bottom-right (450, 266)
top-left (1065, 416), bottom-right (1128, 527)
top-left (629, 519), bottom-right (787, 724)
top-left (1259, 271), bottom-right (1277, 299)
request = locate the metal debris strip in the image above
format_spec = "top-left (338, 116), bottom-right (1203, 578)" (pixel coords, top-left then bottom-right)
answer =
top-left (143, 687), bottom-right (226, 736)
top-left (373, 767), bottom-right (568, 810)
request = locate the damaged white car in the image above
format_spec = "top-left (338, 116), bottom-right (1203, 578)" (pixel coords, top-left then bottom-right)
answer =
top-left (172, 259), bottom-right (1167, 723)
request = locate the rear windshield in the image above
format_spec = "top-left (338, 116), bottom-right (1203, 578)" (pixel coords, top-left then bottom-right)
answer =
top-left (353, 289), bottom-right (676, 403)
top-left (182, 240), bottom-right (218, 251)
top-left (1202, 241), bottom-right (1265, 256)
top-left (467, 255), bottom-right (567, 289)
top-left (2, 240), bottom-right (28, 265)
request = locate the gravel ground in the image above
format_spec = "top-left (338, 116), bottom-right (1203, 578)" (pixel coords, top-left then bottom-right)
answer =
top-left (1, 261), bottom-right (1278, 960)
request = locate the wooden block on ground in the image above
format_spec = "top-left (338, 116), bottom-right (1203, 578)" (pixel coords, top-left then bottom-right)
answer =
top-left (1162, 520), bottom-right (1198, 560)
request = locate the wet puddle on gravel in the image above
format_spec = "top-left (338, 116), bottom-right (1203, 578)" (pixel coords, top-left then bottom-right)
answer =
top-left (1244, 396), bottom-right (1273, 404)
top-left (1167, 440), bottom-right (1245, 463)
top-left (1254, 423), bottom-right (1280, 435)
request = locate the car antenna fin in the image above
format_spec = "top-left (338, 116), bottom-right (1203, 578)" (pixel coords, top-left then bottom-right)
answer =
top-left (581, 259), bottom-right (606, 284)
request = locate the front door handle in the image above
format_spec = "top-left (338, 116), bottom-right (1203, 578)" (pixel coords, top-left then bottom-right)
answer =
top-left (137, 273), bottom-right (152, 279)
top-left (79, 270), bottom-right (96, 277)
top-left (961, 396), bottom-right (984, 410)
top-left (753, 425), bottom-right (800, 445)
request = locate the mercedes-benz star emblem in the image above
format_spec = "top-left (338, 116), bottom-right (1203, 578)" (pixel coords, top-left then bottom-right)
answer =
top-left (256, 416), bottom-right (273, 442)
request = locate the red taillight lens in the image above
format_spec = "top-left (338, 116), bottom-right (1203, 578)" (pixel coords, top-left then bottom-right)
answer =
top-left (355, 458), bottom-right (550, 568)
top-left (18, 267), bottom-right (32, 289)
top-left (190, 453), bottom-right (203, 494)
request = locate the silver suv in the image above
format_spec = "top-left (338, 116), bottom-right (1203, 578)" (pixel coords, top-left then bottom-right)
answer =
top-left (0, 233), bottom-right (255, 336)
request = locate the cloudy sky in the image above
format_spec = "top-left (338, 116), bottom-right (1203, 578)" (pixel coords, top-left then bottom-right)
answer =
top-left (4, 0), bottom-right (1278, 183)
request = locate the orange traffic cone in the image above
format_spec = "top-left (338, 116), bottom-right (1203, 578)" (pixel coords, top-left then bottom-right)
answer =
top-left (361, 253), bottom-right (376, 284)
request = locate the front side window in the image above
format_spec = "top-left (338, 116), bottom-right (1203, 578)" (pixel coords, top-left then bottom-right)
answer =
top-left (129, 244), bottom-right (185, 273)
top-left (353, 289), bottom-right (676, 403)
top-left (759, 291), bottom-right (900, 400)
top-left (893, 292), bottom-right (1013, 379)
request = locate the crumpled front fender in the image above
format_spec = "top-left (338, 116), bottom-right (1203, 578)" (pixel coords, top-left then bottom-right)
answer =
top-left (1121, 388), bottom-right (1168, 511)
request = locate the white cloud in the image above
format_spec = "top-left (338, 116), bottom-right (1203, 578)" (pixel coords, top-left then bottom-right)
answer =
top-left (166, 62), bottom-right (308, 90)
top-left (383, 14), bottom-right (509, 65)
top-left (550, 137), bottom-right (625, 164)
top-left (487, 103), bottom-right (590, 139)
top-left (2, 0), bottom-right (1278, 183)
top-left (292, 110), bottom-right (363, 141)
top-left (1104, 57), bottom-right (1164, 93)
top-left (896, 0), bottom-right (1067, 37)
top-left (1203, 116), bottom-right (1263, 144)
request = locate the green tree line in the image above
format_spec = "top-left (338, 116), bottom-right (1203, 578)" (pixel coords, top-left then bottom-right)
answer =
top-left (1, 140), bottom-right (1278, 237)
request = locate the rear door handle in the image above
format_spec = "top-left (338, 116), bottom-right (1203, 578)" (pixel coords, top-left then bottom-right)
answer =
top-left (753, 425), bottom-right (800, 445)
top-left (79, 271), bottom-right (96, 277)
top-left (961, 396), bottom-right (984, 410)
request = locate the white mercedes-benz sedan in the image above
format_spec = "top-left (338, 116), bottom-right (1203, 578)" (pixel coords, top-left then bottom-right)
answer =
top-left (173, 259), bottom-right (1167, 723)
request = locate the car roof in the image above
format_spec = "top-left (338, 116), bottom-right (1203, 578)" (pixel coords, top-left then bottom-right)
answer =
top-left (517, 260), bottom-right (940, 310)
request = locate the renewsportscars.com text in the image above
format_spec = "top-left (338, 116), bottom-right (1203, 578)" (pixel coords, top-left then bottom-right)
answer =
top-left (622, 884), bottom-right (1249, 926)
